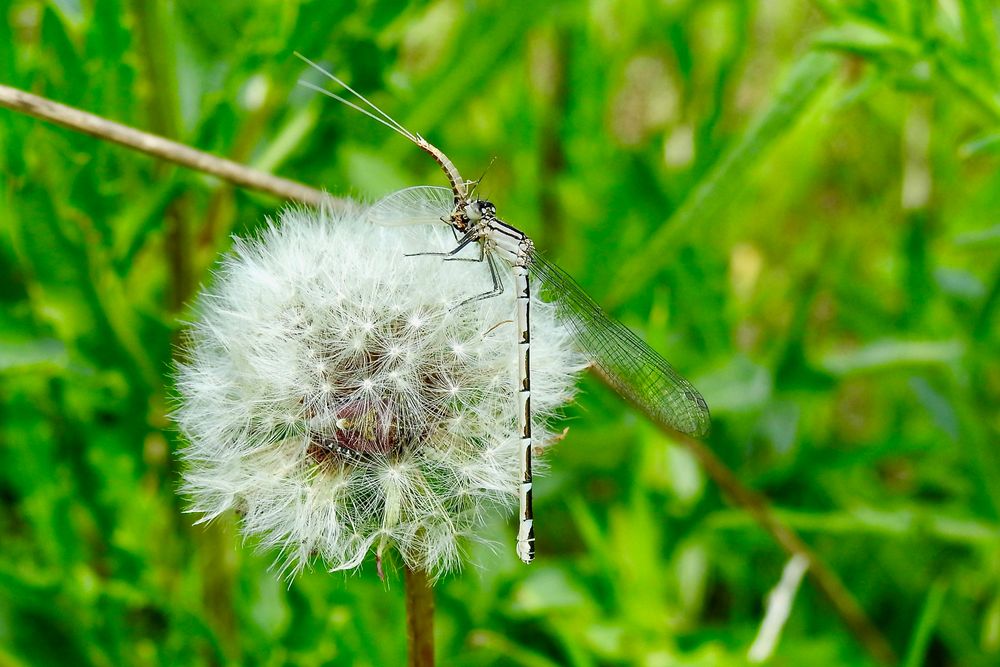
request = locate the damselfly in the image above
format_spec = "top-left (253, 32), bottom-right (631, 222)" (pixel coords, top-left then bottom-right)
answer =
top-left (296, 54), bottom-right (711, 564)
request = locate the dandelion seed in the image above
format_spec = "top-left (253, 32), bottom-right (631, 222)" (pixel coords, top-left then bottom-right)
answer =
top-left (174, 204), bottom-right (584, 577)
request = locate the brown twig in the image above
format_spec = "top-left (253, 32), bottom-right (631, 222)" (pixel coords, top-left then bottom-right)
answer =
top-left (676, 432), bottom-right (896, 664)
top-left (404, 565), bottom-right (435, 667)
top-left (598, 360), bottom-right (895, 663)
top-left (0, 84), bottom-right (895, 666)
top-left (0, 84), bottom-right (333, 208)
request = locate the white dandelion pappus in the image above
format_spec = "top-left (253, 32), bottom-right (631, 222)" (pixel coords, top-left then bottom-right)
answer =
top-left (296, 54), bottom-right (712, 564)
top-left (175, 205), bottom-right (585, 577)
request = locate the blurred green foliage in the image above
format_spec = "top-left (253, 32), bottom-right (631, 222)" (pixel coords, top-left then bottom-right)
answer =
top-left (1, 0), bottom-right (999, 665)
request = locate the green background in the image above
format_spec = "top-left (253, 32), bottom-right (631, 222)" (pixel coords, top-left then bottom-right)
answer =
top-left (2, 1), bottom-right (999, 665)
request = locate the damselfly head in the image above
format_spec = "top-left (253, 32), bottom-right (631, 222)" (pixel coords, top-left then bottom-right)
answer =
top-left (465, 199), bottom-right (496, 222)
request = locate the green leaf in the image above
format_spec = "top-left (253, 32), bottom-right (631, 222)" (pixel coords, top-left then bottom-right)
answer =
top-left (815, 20), bottom-right (922, 57)
top-left (606, 51), bottom-right (840, 306)
top-left (695, 356), bottom-right (772, 413)
top-left (819, 339), bottom-right (964, 375)
top-left (510, 567), bottom-right (591, 616)
top-left (0, 338), bottom-right (67, 373)
top-left (903, 579), bottom-right (948, 667)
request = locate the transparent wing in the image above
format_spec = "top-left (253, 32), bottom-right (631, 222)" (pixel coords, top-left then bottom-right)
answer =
top-left (528, 249), bottom-right (711, 436)
top-left (367, 185), bottom-right (455, 226)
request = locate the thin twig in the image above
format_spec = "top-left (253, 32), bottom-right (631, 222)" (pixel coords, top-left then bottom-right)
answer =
top-left (0, 84), bottom-right (334, 208)
top-left (668, 427), bottom-right (897, 665)
top-left (0, 84), bottom-right (895, 666)
top-left (404, 566), bottom-right (435, 667)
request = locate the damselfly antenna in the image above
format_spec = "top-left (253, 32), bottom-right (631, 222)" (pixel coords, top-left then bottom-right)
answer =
top-left (468, 156), bottom-right (498, 200)
top-left (294, 52), bottom-right (469, 202)
top-left (294, 52), bottom-right (420, 144)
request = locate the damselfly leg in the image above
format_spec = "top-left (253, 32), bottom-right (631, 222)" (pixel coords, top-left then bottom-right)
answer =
top-left (453, 251), bottom-right (505, 308)
top-left (404, 228), bottom-right (480, 259)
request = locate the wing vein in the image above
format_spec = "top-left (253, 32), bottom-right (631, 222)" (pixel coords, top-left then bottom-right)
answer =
top-left (527, 249), bottom-right (710, 436)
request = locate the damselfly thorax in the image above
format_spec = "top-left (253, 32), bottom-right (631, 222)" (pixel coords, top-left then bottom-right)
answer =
top-left (296, 53), bottom-right (710, 565)
top-left (456, 200), bottom-right (535, 267)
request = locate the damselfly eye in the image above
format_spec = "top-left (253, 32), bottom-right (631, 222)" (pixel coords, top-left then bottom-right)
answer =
top-left (464, 199), bottom-right (496, 222)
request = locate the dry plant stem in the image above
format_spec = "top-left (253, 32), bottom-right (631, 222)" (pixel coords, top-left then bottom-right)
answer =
top-left (0, 84), bottom-right (895, 666)
top-left (404, 566), bottom-right (435, 667)
top-left (0, 84), bottom-right (333, 208)
top-left (674, 429), bottom-right (897, 664)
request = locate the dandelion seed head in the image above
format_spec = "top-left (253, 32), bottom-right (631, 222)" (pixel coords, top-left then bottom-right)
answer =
top-left (174, 203), bottom-right (585, 577)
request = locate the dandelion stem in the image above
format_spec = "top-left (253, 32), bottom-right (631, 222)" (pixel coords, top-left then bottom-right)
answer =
top-left (404, 566), bottom-right (435, 667)
top-left (0, 83), bottom-right (896, 666)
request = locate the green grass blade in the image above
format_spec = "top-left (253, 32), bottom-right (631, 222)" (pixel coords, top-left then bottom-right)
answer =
top-left (606, 50), bottom-right (840, 307)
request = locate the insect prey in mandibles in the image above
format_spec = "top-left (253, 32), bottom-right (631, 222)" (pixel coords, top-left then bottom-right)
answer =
top-left (296, 53), bottom-right (711, 564)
